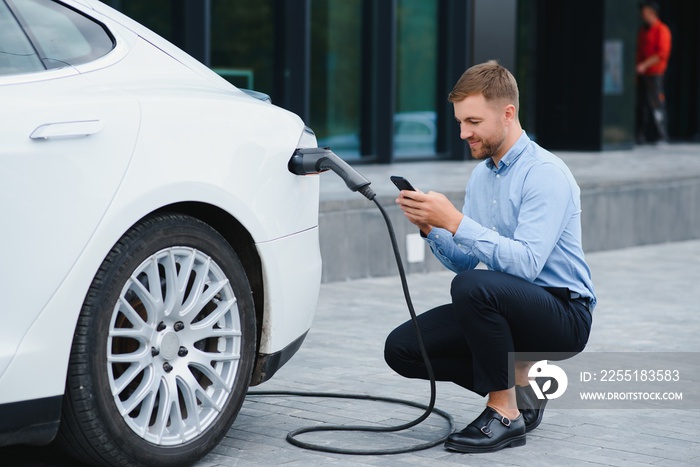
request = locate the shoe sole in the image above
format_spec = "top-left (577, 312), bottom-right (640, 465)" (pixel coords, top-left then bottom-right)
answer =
top-left (444, 435), bottom-right (526, 453)
top-left (525, 410), bottom-right (545, 433)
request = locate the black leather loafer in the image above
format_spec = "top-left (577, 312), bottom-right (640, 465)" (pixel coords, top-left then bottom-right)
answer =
top-left (444, 407), bottom-right (526, 453)
top-left (515, 384), bottom-right (547, 432)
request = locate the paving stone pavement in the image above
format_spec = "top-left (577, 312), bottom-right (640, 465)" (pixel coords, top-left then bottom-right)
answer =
top-left (3, 240), bottom-right (700, 466)
top-left (197, 239), bottom-right (700, 467)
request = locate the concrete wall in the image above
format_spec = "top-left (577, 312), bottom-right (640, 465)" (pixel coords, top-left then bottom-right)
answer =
top-left (580, 176), bottom-right (700, 251)
top-left (318, 176), bottom-right (700, 282)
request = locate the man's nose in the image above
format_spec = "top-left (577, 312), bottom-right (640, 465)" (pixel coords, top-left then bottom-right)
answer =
top-left (460, 127), bottom-right (473, 140)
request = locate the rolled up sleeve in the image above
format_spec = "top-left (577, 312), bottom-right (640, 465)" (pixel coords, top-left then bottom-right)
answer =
top-left (424, 226), bottom-right (479, 273)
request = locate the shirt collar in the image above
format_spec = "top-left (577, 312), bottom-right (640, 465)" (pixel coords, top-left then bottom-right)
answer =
top-left (486, 131), bottom-right (530, 172)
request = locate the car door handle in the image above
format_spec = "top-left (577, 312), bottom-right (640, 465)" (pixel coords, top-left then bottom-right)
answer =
top-left (30, 120), bottom-right (103, 140)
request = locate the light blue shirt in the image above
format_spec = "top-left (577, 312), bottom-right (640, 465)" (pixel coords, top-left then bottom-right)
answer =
top-left (425, 131), bottom-right (597, 310)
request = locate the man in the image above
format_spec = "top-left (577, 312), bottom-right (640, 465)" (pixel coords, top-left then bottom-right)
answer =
top-left (384, 61), bottom-right (595, 453)
top-left (636, 0), bottom-right (671, 144)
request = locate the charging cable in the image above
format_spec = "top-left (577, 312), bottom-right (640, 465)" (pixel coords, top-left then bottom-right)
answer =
top-left (245, 148), bottom-right (455, 455)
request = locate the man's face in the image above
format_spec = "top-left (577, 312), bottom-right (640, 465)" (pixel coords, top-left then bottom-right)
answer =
top-left (453, 94), bottom-right (507, 161)
top-left (641, 6), bottom-right (657, 25)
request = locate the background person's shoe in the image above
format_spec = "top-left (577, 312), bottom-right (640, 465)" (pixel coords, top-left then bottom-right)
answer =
top-left (444, 407), bottom-right (526, 453)
top-left (516, 384), bottom-right (548, 432)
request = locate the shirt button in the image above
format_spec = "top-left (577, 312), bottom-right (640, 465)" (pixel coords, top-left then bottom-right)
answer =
top-left (496, 174), bottom-right (501, 179)
top-left (435, 235), bottom-right (440, 239)
top-left (492, 226), bottom-right (497, 231)
top-left (493, 200), bottom-right (497, 204)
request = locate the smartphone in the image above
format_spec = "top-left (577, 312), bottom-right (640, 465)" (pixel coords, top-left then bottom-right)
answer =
top-left (390, 175), bottom-right (416, 192)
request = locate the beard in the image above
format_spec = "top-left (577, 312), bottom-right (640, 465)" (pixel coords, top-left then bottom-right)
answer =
top-left (467, 128), bottom-right (506, 161)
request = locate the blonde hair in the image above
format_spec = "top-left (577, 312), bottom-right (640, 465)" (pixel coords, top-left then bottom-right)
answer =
top-left (448, 60), bottom-right (519, 113)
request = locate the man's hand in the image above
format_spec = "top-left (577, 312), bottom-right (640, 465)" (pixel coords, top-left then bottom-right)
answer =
top-left (396, 190), bottom-right (463, 236)
top-left (637, 54), bottom-right (660, 74)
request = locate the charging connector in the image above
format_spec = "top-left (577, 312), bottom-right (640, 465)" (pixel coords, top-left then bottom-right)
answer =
top-left (247, 149), bottom-right (454, 455)
top-left (288, 147), bottom-right (376, 200)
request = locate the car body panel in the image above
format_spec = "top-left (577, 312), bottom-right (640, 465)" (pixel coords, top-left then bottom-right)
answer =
top-left (0, 72), bottom-right (141, 382)
top-left (256, 227), bottom-right (322, 354)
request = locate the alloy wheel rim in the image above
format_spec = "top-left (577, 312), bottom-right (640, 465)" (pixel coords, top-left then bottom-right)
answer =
top-left (107, 247), bottom-right (242, 445)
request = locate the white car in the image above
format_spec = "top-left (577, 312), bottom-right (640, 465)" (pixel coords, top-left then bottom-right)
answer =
top-left (0, 0), bottom-right (321, 465)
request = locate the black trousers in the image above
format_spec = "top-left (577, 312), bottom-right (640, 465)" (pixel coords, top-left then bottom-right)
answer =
top-left (636, 74), bottom-right (668, 143)
top-left (384, 270), bottom-right (592, 396)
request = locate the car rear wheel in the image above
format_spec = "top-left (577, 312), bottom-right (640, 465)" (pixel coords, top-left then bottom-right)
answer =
top-left (57, 213), bottom-right (256, 467)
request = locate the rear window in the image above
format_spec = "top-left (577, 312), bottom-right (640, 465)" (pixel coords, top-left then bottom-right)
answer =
top-left (7, 0), bottom-right (114, 70)
top-left (0, 1), bottom-right (44, 75)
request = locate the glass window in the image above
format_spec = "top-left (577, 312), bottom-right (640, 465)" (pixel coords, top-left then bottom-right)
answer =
top-left (0, 1), bottom-right (44, 76)
top-left (210, 0), bottom-right (274, 95)
top-left (395, 0), bottom-right (438, 158)
top-left (310, 0), bottom-right (363, 160)
top-left (8, 0), bottom-right (114, 70)
top-left (601, 0), bottom-right (637, 148)
top-left (102, 0), bottom-right (174, 42)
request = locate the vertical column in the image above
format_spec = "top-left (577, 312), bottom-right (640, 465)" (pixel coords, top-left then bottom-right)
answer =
top-left (695, 8), bottom-right (700, 139)
top-left (360, 0), bottom-right (396, 162)
top-left (172, 0), bottom-right (211, 66)
top-left (472, 0), bottom-right (517, 72)
top-left (437, 0), bottom-right (474, 160)
top-left (274, 0), bottom-right (311, 122)
top-left (535, 0), bottom-right (605, 150)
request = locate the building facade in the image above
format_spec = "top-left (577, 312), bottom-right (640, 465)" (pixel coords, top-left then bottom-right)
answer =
top-left (105, 0), bottom-right (700, 162)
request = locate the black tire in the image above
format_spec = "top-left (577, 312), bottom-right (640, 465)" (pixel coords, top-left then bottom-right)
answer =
top-left (57, 213), bottom-right (256, 467)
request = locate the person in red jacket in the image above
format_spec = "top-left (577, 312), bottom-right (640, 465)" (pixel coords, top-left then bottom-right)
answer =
top-left (636, 1), bottom-right (672, 144)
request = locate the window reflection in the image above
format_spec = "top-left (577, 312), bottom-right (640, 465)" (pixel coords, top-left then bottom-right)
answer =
top-left (311, 0), bottom-right (362, 159)
top-left (211, 0), bottom-right (274, 96)
top-left (395, 0), bottom-right (437, 158)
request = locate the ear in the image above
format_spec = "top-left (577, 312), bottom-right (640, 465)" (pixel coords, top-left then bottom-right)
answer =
top-left (503, 104), bottom-right (517, 125)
